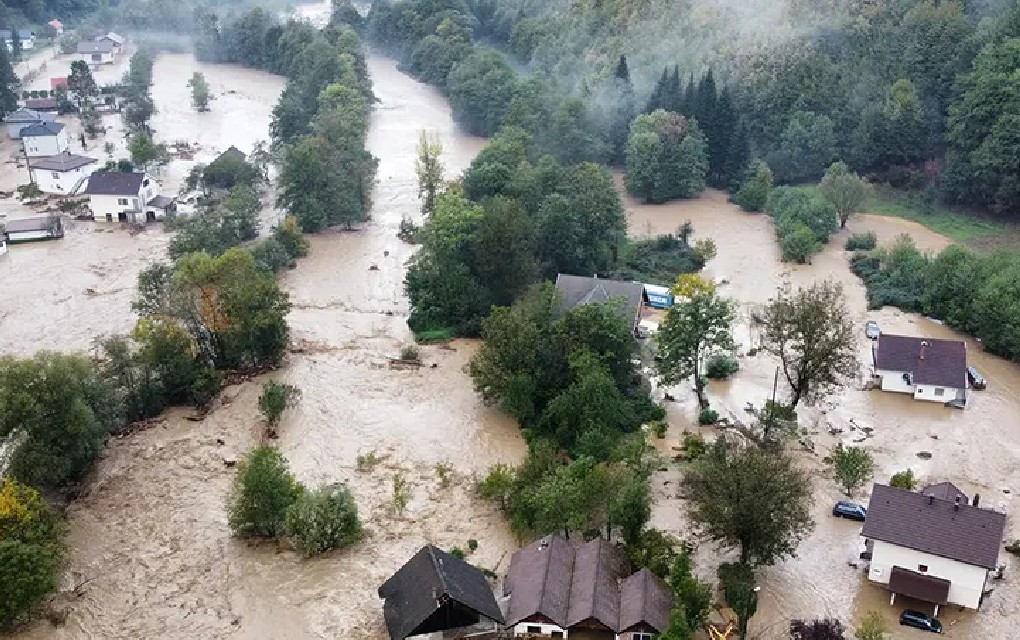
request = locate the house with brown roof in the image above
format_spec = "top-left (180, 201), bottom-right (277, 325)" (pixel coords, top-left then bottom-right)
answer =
top-left (861, 483), bottom-right (1006, 613)
top-left (554, 274), bottom-right (648, 335)
top-left (503, 535), bottom-right (673, 639)
top-left (872, 334), bottom-right (968, 405)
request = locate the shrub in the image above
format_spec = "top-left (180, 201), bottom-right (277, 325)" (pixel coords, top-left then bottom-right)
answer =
top-left (717, 562), bottom-right (756, 607)
top-left (844, 231), bottom-right (877, 251)
top-left (399, 344), bottom-right (421, 362)
top-left (733, 160), bottom-right (773, 212)
top-left (449, 546), bottom-right (467, 559)
top-left (392, 473), bottom-right (411, 515)
top-left (1006, 540), bottom-right (1020, 557)
top-left (435, 463), bottom-right (452, 488)
top-left (477, 463), bottom-right (515, 510)
top-left (355, 450), bottom-right (381, 472)
top-left (258, 382), bottom-right (301, 436)
top-left (830, 444), bottom-right (874, 497)
top-left (889, 469), bottom-right (917, 491)
top-left (285, 483), bottom-right (362, 557)
top-left (650, 419), bottom-right (668, 438)
top-left (226, 446), bottom-right (304, 538)
top-left (467, 538), bottom-right (479, 552)
top-left (705, 354), bottom-right (740, 380)
top-left (698, 409), bottom-right (719, 425)
top-left (680, 433), bottom-right (707, 460)
top-left (273, 216), bottom-right (308, 259)
top-left (780, 221), bottom-right (822, 263)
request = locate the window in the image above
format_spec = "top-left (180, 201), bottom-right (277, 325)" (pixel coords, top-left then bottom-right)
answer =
top-left (51, 171), bottom-right (59, 179)
top-left (142, 178), bottom-right (150, 187)
top-left (934, 388), bottom-right (945, 397)
top-left (918, 564), bottom-right (928, 573)
top-left (525, 626), bottom-right (541, 634)
top-left (917, 388), bottom-right (923, 394)
top-left (117, 198), bottom-right (128, 206)
top-left (105, 213), bottom-right (112, 222)
top-left (634, 634), bottom-right (654, 640)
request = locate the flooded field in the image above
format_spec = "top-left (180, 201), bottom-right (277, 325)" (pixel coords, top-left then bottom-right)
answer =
top-left (1, 17), bottom-right (1018, 640)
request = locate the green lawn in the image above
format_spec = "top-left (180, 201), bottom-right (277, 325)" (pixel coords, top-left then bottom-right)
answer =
top-left (861, 188), bottom-right (1007, 244)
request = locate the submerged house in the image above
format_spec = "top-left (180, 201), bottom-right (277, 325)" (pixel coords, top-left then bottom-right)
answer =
top-left (378, 545), bottom-right (504, 640)
top-left (4, 107), bottom-right (54, 139)
top-left (77, 39), bottom-right (116, 64)
top-left (872, 334), bottom-right (968, 405)
top-left (862, 483), bottom-right (1006, 613)
top-left (503, 535), bottom-right (673, 639)
top-left (554, 274), bottom-right (648, 334)
top-left (20, 121), bottom-right (70, 157)
top-left (2, 215), bottom-right (64, 243)
top-left (30, 151), bottom-right (98, 194)
top-left (82, 171), bottom-right (174, 223)
top-left (0, 30), bottom-right (36, 51)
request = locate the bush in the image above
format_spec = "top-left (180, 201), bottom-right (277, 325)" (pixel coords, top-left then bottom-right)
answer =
top-left (705, 354), bottom-right (739, 380)
top-left (733, 160), bottom-right (773, 212)
top-left (448, 546), bottom-right (467, 559)
top-left (467, 538), bottom-right (479, 552)
top-left (680, 433), bottom-right (707, 460)
top-left (273, 216), bottom-right (309, 259)
top-left (1006, 540), bottom-right (1020, 557)
top-left (717, 562), bottom-right (756, 607)
top-left (399, 344), bottom-right (421, 362)
top-left (844, 231), bottom-right (877, 251)
top-left (258, 382), bottom-right (301, 434)
top-left (227, 446), bottom-right (304, 538)
top-left (889, 469), bottom-right (917, 491)
top-left (285, 483), bottom-right (362, 557)
top-left (650, 419), bottom-right (668, 438)
top-left (698, 409), bottom-right (719, 425)
top-left (780, 222), bottom-right (822, 264)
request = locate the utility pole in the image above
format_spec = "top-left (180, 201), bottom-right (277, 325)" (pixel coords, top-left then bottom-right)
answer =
top-left (21, 135), bottom-right (35, 185)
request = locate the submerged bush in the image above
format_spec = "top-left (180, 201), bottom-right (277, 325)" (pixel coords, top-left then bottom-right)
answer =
top-left (705, 355), bottom-right (740, 380)
top-left (226, 446), bottom-right (303, 538)
top-left (698, 409), bottom-right (719, 425)
top-left (285, 484), bottom-right (362, 557)
top-left (844, 231), bottom-right (877, 251)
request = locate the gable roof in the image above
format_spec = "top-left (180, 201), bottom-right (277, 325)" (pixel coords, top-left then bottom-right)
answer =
top-left (77, 40), bottom-right (115, 54)
top-left (922, 482), bottom-right (968, 504)
top-left (378, 545), bottom-right (503, 640)
top-left (504, 535), bottom-right (575, 627)
top-left (24, 98), bottom-right (58, 111)
top-left (83, 171), bottom-right (146, 196)
top-left (862, 483), bottom-right (1006, 570)
top-left (618, 568), bottom-right (673, 633)
top-left (30, 151), bottom-right (97, 171)
top-left (4, 107), bottom-right (46, 123)
top-left (3, 215), bottom-right (59, 234)
top-left (216, 145), bottom-right (246, 163)
top-left (874, 334), bottom-right (967, 388)
top-left (565, 538), bottom-right (630, 628)
top-left (98, 32), bottom-right (125, 45)
top-left (20, 121), bottom-right (64, 137)
top-left (555, 274), bottom-right (645, 328)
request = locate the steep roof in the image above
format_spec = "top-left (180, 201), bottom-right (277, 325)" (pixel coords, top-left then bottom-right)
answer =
top-left (378, 545), bottom-right (503, 640)
top-left (504, 535), bottom-right (575, 627)
top-left (30, 151), bottom-right (96, 171)
top-left (4, 107), bottom-right (45, 123)
top-left (83, 171), bottom-right (145, 196)
top-left (922, 482), bottom-right (969, 504)
top-left (618, 568), bottom-right (673, 634)
top-left (20, 121), bottom-right (64, 137)
top-left (77, 40), bottom-right (115, 54)
top-left (24, 98), bottom-right (58, 111)
top-left (874, 334), bottom-right (967, 389)
top-left (99, 32), bottom-right (125, 45)
top-left (554, 273), bottom-right (645, 328)
top-left (216, 145), bottom-right (246, 162)
top-left (862, 483), bottom-right (1006, 570)
top-left (565, 538), bottom-right (630, 628)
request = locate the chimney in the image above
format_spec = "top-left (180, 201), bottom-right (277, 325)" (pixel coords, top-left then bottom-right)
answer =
top-left (919, 340), bottom-right (929, 361)
top-left (954, 496), bottom-right (961, 510)
top-left (973, 493), bottom-right (980, 507)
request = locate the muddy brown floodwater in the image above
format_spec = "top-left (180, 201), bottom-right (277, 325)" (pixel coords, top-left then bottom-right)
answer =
top-left (3, 23), bottom-right (1019, 640)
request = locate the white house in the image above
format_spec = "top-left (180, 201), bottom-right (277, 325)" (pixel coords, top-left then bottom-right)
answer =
top-left (30, 152), bottom-right (98, 194)
top-left (97, 32), bottom-right (125, 52)
top-left (872, 334), bottom-right (968, 405)
top-left (20, 122), bottom-right (69, 157)
top-left (77, 39), bottom-right (116, 64)
top-left (82, 171), bottom-right (175, 223)
top-left (0, 30), bottom-right (36, 51)
top-left (3, 107), bottom-right (54, 139)
top-left (862, 483), bottom-right (1006, 613)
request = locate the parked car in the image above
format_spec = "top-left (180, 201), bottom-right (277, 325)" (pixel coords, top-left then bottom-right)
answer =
top-left (832, 501), bottom-right (867, 521)
top-left (899, 610), bottom-right (943, 633)
top-left (865, 321), bottom-right (880, 340)
top-left (967, 366), bottom-right (986, 390)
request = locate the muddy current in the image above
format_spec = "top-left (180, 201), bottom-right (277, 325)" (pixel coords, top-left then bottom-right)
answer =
top-left (2, 18), bottom-right (1019, 640)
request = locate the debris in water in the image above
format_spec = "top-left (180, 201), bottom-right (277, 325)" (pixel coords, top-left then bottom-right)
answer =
top-left (369, 264), bottom-right (379, 271)
top-left (916, 451), bottom-right (933, 460)
top-left (223, 458), bottom-right (237, 468)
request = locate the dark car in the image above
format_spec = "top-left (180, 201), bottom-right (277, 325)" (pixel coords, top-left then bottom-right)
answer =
top-left (899, 609), bottom-right (943, 633)
top-left (832, 501), bottom-right (867, 521)
top-left (968, 366), bottom-right (986, 390)
top-left (865, 320), bottom-right (880, 340)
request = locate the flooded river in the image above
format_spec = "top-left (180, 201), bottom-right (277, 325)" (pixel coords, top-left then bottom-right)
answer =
top-left (2, 18), bottom-right (1018, 640)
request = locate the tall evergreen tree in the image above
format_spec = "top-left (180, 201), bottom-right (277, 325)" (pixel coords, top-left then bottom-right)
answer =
top-left (0, 44), bottom-right (18, 118)
top-left (667, 65), bottom-right (683, 113)
top-left (615, 54), bottom-right (630, 82)
top-left (682, 74), bottom-right (696, 115)
top-left (722, 121), bottom-right (751, 190)
top-left (708, 87), bottom-right (736, 187)
top-left (646, 67), bottom-right (668, 113)
top-left (610, 56), bottom-right (636, 166)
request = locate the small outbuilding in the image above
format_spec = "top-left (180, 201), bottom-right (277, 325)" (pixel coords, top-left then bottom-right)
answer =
top-left (2, 215), bottom-right (64, 243)
top-left (378, 545), bottom-right (504, 640)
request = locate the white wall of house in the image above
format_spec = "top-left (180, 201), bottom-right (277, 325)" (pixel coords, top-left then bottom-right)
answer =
top-left (90, 193), bottom-right (140, 222)
top-left (23, 130), bottom-right (69, 157)
top-left (877, 369), bottom-right (913, 394)
top-left (867, 539), bottom-right (988, 609)
top-left (4, 38), bottom-right (35, 51)
top-left (513, 621), bottom-right (567, 637)
top-left (86, 51), bottom-right (115, 64)
top-left (35, 164), bottom-right (97, 194)
top-left (913, 385), bottom-right (964, 403)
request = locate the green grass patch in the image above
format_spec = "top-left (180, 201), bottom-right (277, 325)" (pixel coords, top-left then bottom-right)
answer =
top-left (863, 191), bottom-right (1004, 244)
top-left (413, 327), bottom-right (455, 344)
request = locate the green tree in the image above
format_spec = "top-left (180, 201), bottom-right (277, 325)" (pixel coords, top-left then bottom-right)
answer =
top-left (921, 246), bottom-right (989, 332)
top-left (226, 446), bottom-right (303, 538)
top-left (655, 284), bottom-right (735, 408)
top-left (625, 110), bottom-right (707, 203)
top-left (830, 445), bottom-right (875, 497)
top-left (188, 71), bottom-right (212, 111)
top-left (770, 111), bottom-right (836, 183)
top-left (889, 469), bottom-right (917, 491)
top-left (768, 187), bottom-right (840, 245)
top-left (0, 353), bottom-right (119, 492)
top-left (0, 43), bottom-right (17, 118)
top-left (762, 281), bottom-right (859, 408)
top-left (819, 161), bottom-right (871, 228)
top-left (67, 59), bottom-right (99, 110)
top-left (972, 264), bottom-right (1020, 360)
top-left (667, 548), bottom-right (713, 633)
top-left (683, 439), bottom-right (814, 566)
top-left (0, 540), bottom-right (62, 630)
top-left (469, 196), bottom-right (538, 306)
top-left (128, 131), bottom-right (162, 170)
top-left (415, 130), bottom-right (444, 216)
top-left (285, 483), bottom-right (362, 556)
top-left (734, 160), bottom-right (773, 212)
top-left (258, 381), bottom-right (301, 436)
top-left (8, 30), bottom-right (20, 61)
top-left (446, 49), bottom-right (517, 136)
top-left (855, 611), bottom-right (888, 640)
top-left (277, 136), bottom-right (347, 232)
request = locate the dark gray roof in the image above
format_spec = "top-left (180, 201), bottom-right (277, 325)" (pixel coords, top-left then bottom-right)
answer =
top-left (24, 98), bottom-right (59, 111)
top-left (618, 568), bottom-right (673, 634)
top-left (83, 171), bottom-right (145, 196)
top-left (862, 483), bottom-right (1006, 569)
top-left (30, 152), bottom-right (97, 171)
top-left (3, 216), bottom-right (58, 233)
top-left (77, 40), bottom-right (115, 54)
top-left (922, 482), bottom-right (969, 504)
top-left (4, 107), bottom-right (46, 123)
top-left (216, 145), bottom-right (246, 162)
top-left (874, 334), bottom-right (967, 388)
top-left (0, 30), bottom-right (35, 39)
top-left (20, 121), bottom-right (64, 137)
top-left (504, 535), bottom-right (575, 627)
top-left (147, 195), bottom-right (175, 208)
top-left (554, 274), bottom-right (645, 328)
top-left (565, 538), bottom-right (629, 628)
top-left (378, 545), bottom-right (503, 640)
